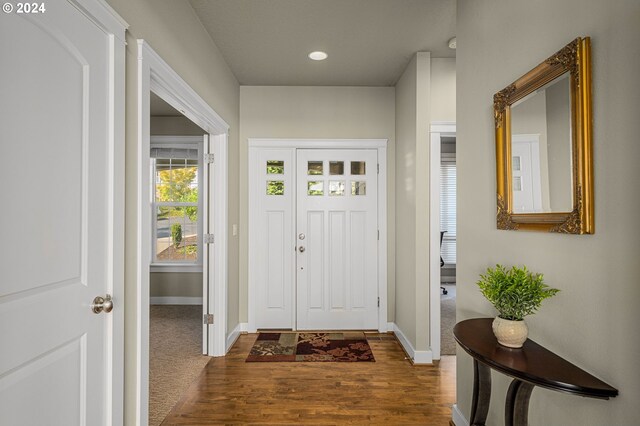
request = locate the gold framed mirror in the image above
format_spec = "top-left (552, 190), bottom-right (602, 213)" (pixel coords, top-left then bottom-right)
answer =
top-left (494, 37), bottom-right (593, 234)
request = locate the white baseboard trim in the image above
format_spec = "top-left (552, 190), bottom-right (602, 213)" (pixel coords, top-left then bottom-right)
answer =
top-left (226, 323), bottom-right (242, 352)
top-left (451, 404), bottom-right (469, 426)
top-left (239, 322), bottom-right (249, 332)
top-left (390, 322), bottom-right (433, 364)
top-left (149, 296), bottom-right (203, 305)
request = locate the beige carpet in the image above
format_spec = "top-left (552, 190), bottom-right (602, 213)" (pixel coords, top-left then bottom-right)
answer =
top-left (440, 284), bottom-right (457, 355)
top-left (149, 305), bottom-right (211, 426)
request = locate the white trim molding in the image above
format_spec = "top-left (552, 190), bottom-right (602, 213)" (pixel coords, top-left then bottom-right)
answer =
top-left (451, 404), bottom-right (469, 426)
top-left (74, 0), bottom-right (128, 43)
top-left (248, 138), bottom-right (388, 149)
top-left (149, 297), bottom-right (204, 305)
top-left (429, 122), bottom-right (456, 361)
top-left (391, 323), bottom-right (434, 364)
top-left (136, 40), bottom-right (229, 426)
top-left (226, 323), bottom-right (242, 352)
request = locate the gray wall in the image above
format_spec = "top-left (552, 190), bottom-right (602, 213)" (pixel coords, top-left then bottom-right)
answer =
top-left (104, 0), bottom-right (240, 424)
top-left (431, 58), bottom-right (457, 123)
top-left (395, 55), bottom-right (420, 346)
top-left (239, 85), bottom-right (396, 321)
top-left (457, 0), bottom-right (640, 424)
top-left (545, 78), bottom-right (573, 211)
top-left (394, 52), bottom-right (433, 352)
top-left (150, 116), bottom-right (205, 136)
top-left (149, 272), bottom-right (202, 298)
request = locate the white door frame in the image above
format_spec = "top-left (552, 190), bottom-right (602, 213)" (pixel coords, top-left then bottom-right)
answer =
top-left (247, 138), bottom-right (388, 332)
top-left (136, 40), bottom-right (229, 425)
top-left (71, 1), bottom-right (127, 423)
top-left (101, 2), bottom-right (127, 422)
top-left (429, 122), bottom-right (456, 360)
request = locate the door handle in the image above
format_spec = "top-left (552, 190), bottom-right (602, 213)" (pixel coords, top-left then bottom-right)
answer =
top-left (91, 294), bottom-right (114, 314)
top-left (299, 246), bottom-right (305, 253)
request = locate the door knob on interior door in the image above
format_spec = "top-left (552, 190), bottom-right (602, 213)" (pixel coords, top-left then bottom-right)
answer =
top-left (299, 246), bottom-right (305, 253)
top-left (91, 294), bottom-right (114, 314)
top-left (298, 233), bottom-right (305, 240)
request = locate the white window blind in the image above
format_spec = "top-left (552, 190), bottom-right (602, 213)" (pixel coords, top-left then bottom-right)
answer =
top-left (440, 152), bottom-right (456, 265)
top-left (150, 147), bottom-right (199, 160)
top-left (150, 143), bottom-right (202, 266)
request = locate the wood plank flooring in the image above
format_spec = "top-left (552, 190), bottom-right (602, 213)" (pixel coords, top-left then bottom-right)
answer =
top-left (161, 333), bottom-right (456, 425)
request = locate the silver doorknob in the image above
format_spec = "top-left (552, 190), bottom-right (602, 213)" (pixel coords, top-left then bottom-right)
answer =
top-left (91, 294), bottom-right (114, 314)
top-left (298, 233), bottom-right (305, 240)
top-left (299, 246), bottom-right (305, 253)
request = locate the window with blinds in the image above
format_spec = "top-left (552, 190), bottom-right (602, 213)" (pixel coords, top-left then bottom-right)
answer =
top-left (440, 151), bottom-right (456, 265)
top-left (151, 144), bottom-right (202, 265)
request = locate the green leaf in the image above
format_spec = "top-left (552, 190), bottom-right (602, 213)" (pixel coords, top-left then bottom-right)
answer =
top-left (476, 264), bottom-right (560, 320)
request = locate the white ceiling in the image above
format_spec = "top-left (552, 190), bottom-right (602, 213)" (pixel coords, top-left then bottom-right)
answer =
top-left (188, 0), bottom-right (456, 87)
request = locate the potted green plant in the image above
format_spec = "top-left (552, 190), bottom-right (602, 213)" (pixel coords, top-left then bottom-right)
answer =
top-left (477, 265), bottom-right (560, 348)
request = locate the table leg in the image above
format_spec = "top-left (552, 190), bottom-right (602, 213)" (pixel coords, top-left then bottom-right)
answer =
top-left (470, 359), bottom-right (491, 426)
top-left (505, 379), bottom-right (535, 426)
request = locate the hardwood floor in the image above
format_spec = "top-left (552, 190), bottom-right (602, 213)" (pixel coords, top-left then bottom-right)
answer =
top-left (161, 333), bottom-right (456, 425)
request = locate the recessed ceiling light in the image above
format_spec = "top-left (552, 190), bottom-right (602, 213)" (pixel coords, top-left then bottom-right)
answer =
top-left (308, 51), bottom-right (328, 61)
top-left (448, 37), bottom-right (457, 49)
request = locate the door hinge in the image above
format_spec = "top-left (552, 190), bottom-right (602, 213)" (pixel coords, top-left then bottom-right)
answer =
top-left (377, 230), bottom-right (380, 240)
top-left (378, 297), bottom-right (380, 307)
top-left (204, 233), bottom-right (215, 244)
top-left (204, 153), bottom-right (215, 164)
top-left (377, 163), bottom-right (380, 174)
top-left (204, 314), bottom-right (214, 324)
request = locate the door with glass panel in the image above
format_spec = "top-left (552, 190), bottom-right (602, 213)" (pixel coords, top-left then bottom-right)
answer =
top-left (296, 150), bottom-right (378, 330)
top-left (251, 149), bottom-right (295, 328)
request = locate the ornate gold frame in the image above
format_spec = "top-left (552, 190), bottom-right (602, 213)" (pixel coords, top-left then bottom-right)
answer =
top-left (494, 37), bottom-right (594, 234)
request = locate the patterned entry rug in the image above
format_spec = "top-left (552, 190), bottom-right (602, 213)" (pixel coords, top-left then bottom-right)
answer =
top-left (246, 332), bottom-right (375, 362)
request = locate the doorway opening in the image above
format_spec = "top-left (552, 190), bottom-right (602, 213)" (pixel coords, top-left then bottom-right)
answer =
top-left (439, 134), bottom-right (457, 356)
top-left (429, 123), bottom-right (456, 360)
top-left (136, 40), bottom-right (229, 426)
top-left (147, 94), bottom-right (211, 425)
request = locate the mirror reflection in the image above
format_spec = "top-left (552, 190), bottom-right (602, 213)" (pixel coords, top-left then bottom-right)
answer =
top-left (494, 37), bottom-right (593, 234)
top-left (510, 73), bottom-right (572, 213)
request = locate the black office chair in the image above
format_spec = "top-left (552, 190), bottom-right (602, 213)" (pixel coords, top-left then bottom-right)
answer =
top-left (440, 231), bottom-right (447, 295)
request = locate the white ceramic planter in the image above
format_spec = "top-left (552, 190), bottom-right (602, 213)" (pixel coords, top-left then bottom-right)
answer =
top-left (492, 317), bottom-right (528, 348)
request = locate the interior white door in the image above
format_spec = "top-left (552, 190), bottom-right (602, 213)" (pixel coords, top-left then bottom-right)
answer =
top-left (251, 149), bottom-right (295, 328)
top-left (0, 2), bottom-right (120, 424)
top-left (296, 150), bottom-right (378, 330)
top-left (512, 137), bottom-right (543, 213)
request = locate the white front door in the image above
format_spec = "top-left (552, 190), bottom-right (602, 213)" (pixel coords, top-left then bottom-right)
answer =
top-left (0, 1), bottom-right (123, 424)
top-left (296, 150), bottom-right (378, 330)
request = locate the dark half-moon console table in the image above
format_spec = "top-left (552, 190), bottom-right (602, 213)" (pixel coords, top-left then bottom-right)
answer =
top-left (453, 318), bottom-right (618, 426)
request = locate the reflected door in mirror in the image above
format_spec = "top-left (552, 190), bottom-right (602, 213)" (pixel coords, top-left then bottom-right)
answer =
top-left (510, 73), bottom-right (573, 213)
